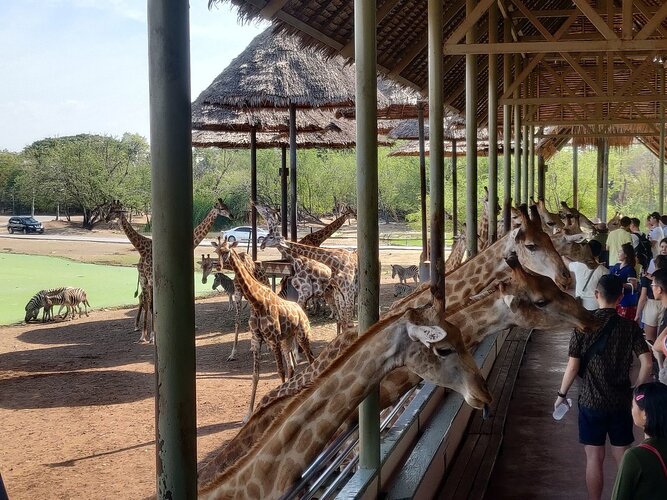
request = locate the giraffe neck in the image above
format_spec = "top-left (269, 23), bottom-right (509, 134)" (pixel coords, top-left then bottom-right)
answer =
top-left (282, 241), bottom-right (347, 270)
top-left (479, 208), bottom-right (489, 247)
top-left (299, 212), bottom-right (350, 247)
top-left (226, 251), bottom-right (268, 309)
top-left (198, 313), bottom-right (412, 499)
top-left (446, 238), bottom-right (466, 270)
top-left (444, 233), bottom-right (512, 309)
top-left (448, 287), bottom-right (513, 344)
top-left (118, 213), bottom-right (152, 255)
top-left (193, 208), bottom-right (219, 247)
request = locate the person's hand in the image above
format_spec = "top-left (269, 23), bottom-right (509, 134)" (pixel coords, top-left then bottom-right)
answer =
top-left (554, 396), bottom-right (568, 411)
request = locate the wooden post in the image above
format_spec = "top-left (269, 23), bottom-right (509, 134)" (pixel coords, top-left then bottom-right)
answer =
top-left (280, 145), bottom-right (288, 238)
top-left (514, 54), bottom-right (522, 205)
top-left (418, 103), bottom-right (429, 270)
top-left (465, 0), bottom-right (478, 258)
top-left (502, 18), bottom-right (512, 232)
top-left (289, 103), bottom-right (298, 241)
top-left (487, 2), bottom-right (498, 242)
top-left (250, 127), bottom-right (258, 261)
top-left (452, 139), bottom-right (458, 234)
top-left (573, 144), bottom-right (579, 209)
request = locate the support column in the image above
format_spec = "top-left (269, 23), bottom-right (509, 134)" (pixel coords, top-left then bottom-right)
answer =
top-left (573, 144), bottom-right (579, 209)
top-left (660, 66), bottom-right (665, 213)
top-left (280, 145), bottom-right (288, 238)
top-left (418, 103), bottom-right (429, 280)
top-left (513, 54), bottom-right (522, 205)
top-left (465, 0), bottom-right (478, 258)
top-left (602, 140), bottom-right (610, 222)
top-left (502, 19), bottom-right (512, 232)
top-left (250, 127), bottom-right (258, 261)
top-left (487, 2), bottom-right (498, 243)
top-left (355, 0), bottom-right (380, 472)
top-left (537, 154), bottom-right (546, 201)
top-left (596, 139), bottom-right (604, 219)
top-left (429, 0), bottom-right (445, 298)
top-left (289, 103), bottom-right (298, 241)
top-left (147, 0), bottom-right (196, 497)
top-left (522, 124), bottom-right (529, 203)
top-left (452, 140), bottom-right (458, 235)
top-left (528, 126), bottom-right (535, 201)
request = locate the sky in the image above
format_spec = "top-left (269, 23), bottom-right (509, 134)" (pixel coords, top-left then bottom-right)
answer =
top-left (0, 0), bottom-right (268, 152)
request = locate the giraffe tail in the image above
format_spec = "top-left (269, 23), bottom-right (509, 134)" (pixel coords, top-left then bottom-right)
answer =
top-left (134, 273), bottom-right (140, 298)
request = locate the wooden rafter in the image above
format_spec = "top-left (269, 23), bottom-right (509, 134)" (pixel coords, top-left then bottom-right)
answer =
top-left (635, 1), bottom-right (667, 41)
top-left (445, 0), bottom-right (497, 46)
top-left (444, 39), bottom-right (667, 54)
top-left (636, 0), bottom-right (667, 38)
top-left (571, 0), bottom-right (619, 41)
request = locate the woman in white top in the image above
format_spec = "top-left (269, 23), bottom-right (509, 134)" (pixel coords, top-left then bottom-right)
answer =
top-left (646, 238), bottom-right (667, 276)
top-left (563, 240), bottom-right (609, 311)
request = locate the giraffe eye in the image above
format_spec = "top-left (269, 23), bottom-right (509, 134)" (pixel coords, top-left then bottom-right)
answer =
top-left (525, 244), bottom-right (537, 252)
top-left (434, 347), bottom-right (454, 357)
top-left (535, 299), bottom-right (548, 308)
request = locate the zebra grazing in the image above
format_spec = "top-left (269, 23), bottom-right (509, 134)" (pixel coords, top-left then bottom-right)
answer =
top-left (24, 287), bottom-right (69, 323)
top-left (212, 272), bottom-right (243, 312)
top-left (45, 287), bottom-right (90, 321)
top-left (390, 264), bottom-right (419, 284)
top-left (393, 282), bottom-right (415, 298)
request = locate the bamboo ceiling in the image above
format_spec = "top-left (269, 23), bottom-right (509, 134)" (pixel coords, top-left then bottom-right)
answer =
top-left (212, 0), bottom-right (667, 159)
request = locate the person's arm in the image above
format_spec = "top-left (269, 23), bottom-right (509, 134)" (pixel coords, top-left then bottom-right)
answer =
top-left (635, 287), bottom-right (648, 323)
top-left (654, 326), bottom-right (667, 368)
top-left (611, 451), bottom-right (640, 500)
top-left (635, 352), bottom-right (653, 387)
top-left (554, 356), bottom-right (580, 410)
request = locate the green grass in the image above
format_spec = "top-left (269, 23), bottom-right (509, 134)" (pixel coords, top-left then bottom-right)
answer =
top-left (0, 253), bottom-right (215, 326)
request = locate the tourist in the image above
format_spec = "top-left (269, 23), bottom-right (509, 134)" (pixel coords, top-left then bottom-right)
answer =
top-left (611, 382), bottom-right (667, 499)
top-left (648, 212), bottom-right (664, 258)
top-left (555, 274), bottom-right (652, 500)
top-left (645, 237), bottom-right (667, 276)
top-left (563, 240), bottom-right (609, 311)
top-left (609, 243), bottom-right (639, 320)
top-left (649, 269), bottom-right (667, 382)
top-left (636, 255), bottom-right (667, 344)
top-left (607, 217), bottom-right (633, 267)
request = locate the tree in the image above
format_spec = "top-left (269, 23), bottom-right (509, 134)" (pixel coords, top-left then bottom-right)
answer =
top-left (0, 150), bottom-right (22, 213)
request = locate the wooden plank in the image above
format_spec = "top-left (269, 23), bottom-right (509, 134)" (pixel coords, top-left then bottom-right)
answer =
top-left (445, 0), bottom-right (497, 46)
top-left (444, 39), bottom-right (667, 54)
top-left (449, 433), bottom-right (493, 499)
top-left (466, 433), bottom-right (504, 500)
top-left (572, 0), bottom-right (619, 40)
top-left (492, 340), bottom-right (528, 435)
top-left (635, 0), bottom-right (667, 40)
top-left (437, 434), bottom-right (481, 499)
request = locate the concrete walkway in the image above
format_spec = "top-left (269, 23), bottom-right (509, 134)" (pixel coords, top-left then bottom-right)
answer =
top-left (484, 329), bottom-right (643, 500)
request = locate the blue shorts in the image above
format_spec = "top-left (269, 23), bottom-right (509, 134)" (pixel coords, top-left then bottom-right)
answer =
top-left (578, 405), bottom-right (634, 447)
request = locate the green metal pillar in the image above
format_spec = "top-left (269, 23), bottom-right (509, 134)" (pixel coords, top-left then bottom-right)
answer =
top-left (281, 145), bottom-right (288, 238)
top-left (528, 126), bottom-right (535, 201)
top-left (147, 0), bottom-right (196, 497)
top-left (502, 19), bottom-right (512, 232)
top-left (573, 144), bottom-right (578, 209)
top-left (487, 2), bottom-right (498, 243)
top-left (602, 140), bottom-right (609, 222)
top-left (522, 124), bottom-right (529, 203)
top-left (418, 103), bottom-right (429, 277)
top-left (429, 0), bottom-right (445, 299)
top-left (452, 140), bottom-right (458, 235)
top-left (250, 127), bottom-right (258, 260)
top-left (289, 103), bottom-right (298, 241)
top-left (514, 54), bottom-right (522, 205)
top-left (537, 154), bottom-right (546, 201)
top-left (660, 66), bottom-right (665, 213)
top-left (465, 0), bottom-right (478, 258)
top-left (355, 0), bottom-right (380, 472)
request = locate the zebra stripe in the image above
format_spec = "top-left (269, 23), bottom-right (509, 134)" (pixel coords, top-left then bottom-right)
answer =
top-left (24, 287), bottom-right (70, 322)
top-left (45, 287), bottom-right (90, 320)
top-left (213, 273), bottom-right (244, 312)
top-left (391, 264), bottom-right (419, 284)
top-left (393, 283), bottom-right (415, 298)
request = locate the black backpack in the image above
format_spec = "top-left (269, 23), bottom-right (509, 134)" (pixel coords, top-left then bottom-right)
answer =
top-left (636, 232), bottom-right (653, 270)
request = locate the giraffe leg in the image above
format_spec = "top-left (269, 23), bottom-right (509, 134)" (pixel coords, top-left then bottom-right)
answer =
top-left (294, 322), bottom-right (315, 365)
top-left (227, 301), bottom-right (240, 361)
top-left (139, 287), bottom-right (151, 343)
top-left (244, 334), bottom-right (263, 424)
top-left (134, 292), bottom-right (143, 332)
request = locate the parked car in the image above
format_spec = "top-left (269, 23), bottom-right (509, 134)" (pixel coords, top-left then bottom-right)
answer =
top-left (222, 226), bottom-right (269, 244)
top-left (7, 216), bottom-right (44, 234)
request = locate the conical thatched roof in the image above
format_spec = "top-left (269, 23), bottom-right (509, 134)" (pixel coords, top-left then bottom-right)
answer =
top-left (388, 139), bottom-right (502, 157)
top-left (387, 115), bottom-right (468, 140)
top-left (192, 120), bottom-right (394, 149)
top-left (194, 28), bottom-right (390, 109)
top-left (192, 104), bottom-right (339, 133)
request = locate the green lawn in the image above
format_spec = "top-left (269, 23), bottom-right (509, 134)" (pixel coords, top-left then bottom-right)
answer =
top-left (0, 253), bottom-right (215, 326)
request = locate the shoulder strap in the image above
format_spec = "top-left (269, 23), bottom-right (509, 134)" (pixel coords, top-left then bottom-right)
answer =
top-left (581, 267), bottom-right (596, 292)
top-left (578, 315), bottom-right (620, 378)
top-left (638, 443), bottom-right (667, 477)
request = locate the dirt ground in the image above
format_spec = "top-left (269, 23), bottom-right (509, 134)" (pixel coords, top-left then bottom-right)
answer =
top-left (0, 217), bottom-right (424, 499)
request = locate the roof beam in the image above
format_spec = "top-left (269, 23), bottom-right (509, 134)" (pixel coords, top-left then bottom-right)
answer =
top-left (571, 0), bottom-right (619, 40)
top-left (501, 95), bottom-right (667, 105)
top-left (636, 0), bottom-right (667, 37)
top-left (539, 132), bottom-right (657, 138)
top-left (444, 39), bottom-right (667, 54)
top-left (635, 0), bottom-right (667, 40)
top-left (259, 0), bottom-right (288, 18)
top-left (445, 0), bottom-right (497, 46)
top-left (527, 118), bottom-right (663, 125)
top-left (622, 0), bottom-right (633, 40)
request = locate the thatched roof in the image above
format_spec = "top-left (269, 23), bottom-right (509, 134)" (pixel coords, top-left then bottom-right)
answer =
top-left (194, 27), bottom-right (390, 110)
top-left (388, 139), bottom-right (502, 158)
top-left (192, 104), bottom-right (339, 133)
top-left (388, 115), bottom-right (468, 140)
top-left (192, 120), bottom-right (394, 149)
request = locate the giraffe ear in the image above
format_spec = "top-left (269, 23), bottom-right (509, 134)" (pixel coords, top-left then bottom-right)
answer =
top-left (502, 294), bottom-right (519, 312)
top-left (407, 324), bottom-right (447, 347)
top-left (230, 240), bottom-right (239, 248)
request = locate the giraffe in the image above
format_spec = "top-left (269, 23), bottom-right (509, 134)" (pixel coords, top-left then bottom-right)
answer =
top-left (478, 187), bottom-right (490, 251)
top-left (211, 237), bottom-right (316, 421)
top-left (108, 199), bottom-right (230, 343)
top-left (197, 292), bottom-right (492, 498)
top-left (261, 234), bottom-right (357, 328)
top-left (196, 252), bottom-right (597, 482)
top-left (391, 204), bottom-right (573, 315)
top-left (444, 226), bottom-right (467, 273)
top-left (298, 206), bottom-right (356, 247)
top-left (607, 211), bottom-right (622, 231)
top-left (560, 201), bottom-right (598, 233)
top-left (531, 197), bottom-right (565, 230)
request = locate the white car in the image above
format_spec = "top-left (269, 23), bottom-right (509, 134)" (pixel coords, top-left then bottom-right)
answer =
top-left (222, 226), bottom-right (269, 244)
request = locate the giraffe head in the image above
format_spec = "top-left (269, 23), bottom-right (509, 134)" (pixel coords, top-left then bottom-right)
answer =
top-left (511, 204), bottom-right (572, 290)
top-left (343, 205), bottom-right (356, 218)
top-left (200, 254), bottom-right (221, 284)
top-left (499, 253), bottom-right (598, 333)
top-left (607, 211), bottom-right (622, 231)
top-left (214, 198), bottom-right (232, 220)
top-left (401, 295), bottom-right (492, 411)
top-left (259, 230), bottom-right (284, 251)
top-left (211, 236), bottom-right (238, 266)
top-left (105, 199), bottom-right (126, 222)
top-left (253, 203), bottom-right (281, 234)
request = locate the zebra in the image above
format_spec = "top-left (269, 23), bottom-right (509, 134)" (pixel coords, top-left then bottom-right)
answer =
top-left (390, 264), bottom-right (419, 284)
top-left (45, 287), bottom-right (90, 321)
top-left (393, 282), bottom-right (415, 298)
top-left (24, 287), bottom-right (69, 323)
top-left (212, 272), bottom-right (244, 312)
